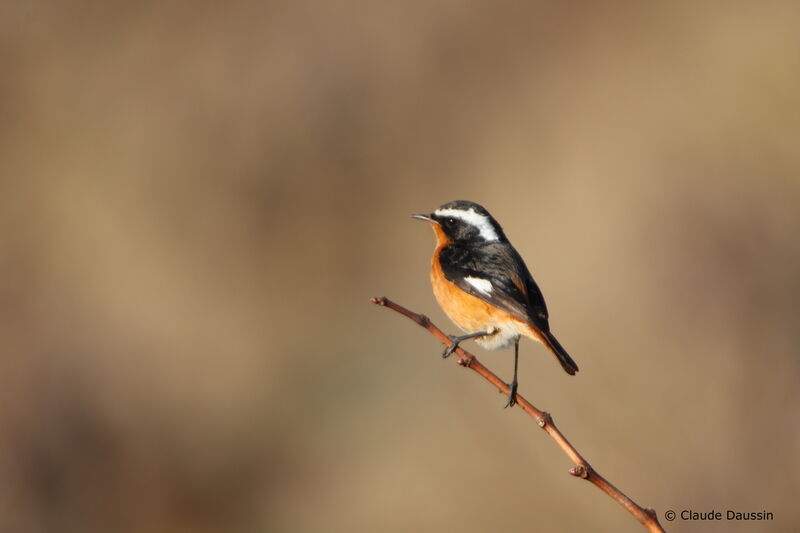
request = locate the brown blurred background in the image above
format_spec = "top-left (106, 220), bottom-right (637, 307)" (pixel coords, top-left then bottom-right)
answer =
top-left (1, 2), bottom-right (799, 532)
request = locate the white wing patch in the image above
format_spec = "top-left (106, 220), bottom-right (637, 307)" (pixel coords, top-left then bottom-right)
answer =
top-left (434, 207), bottom-right (500, 242)
top-left (465, 276), bottom-right (493, 295)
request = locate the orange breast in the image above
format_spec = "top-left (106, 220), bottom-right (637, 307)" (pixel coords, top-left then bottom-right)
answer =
top-left (430, 244), bottom-right (507, 333)
top-left (425, 222), bottom-right (542, 346)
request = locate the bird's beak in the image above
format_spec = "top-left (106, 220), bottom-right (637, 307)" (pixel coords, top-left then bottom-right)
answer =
top-left (410, 213), bottom-right (433, 222)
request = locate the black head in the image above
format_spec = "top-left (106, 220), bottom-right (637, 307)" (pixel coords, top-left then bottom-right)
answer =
top-left (412, 200), bottom-right (506, 244)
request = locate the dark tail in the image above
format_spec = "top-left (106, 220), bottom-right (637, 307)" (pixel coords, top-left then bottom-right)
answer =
top-left (541, 331), bottom-right (579, 375)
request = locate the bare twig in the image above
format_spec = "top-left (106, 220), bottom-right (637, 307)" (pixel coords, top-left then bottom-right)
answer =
top-left (371, 296), bottom-right (665, 533)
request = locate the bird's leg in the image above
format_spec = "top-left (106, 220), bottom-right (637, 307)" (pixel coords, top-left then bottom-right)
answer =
top-left (504, 338), bottom-right (520, 408)
top-left (441, 329), bottom-right (495, 359)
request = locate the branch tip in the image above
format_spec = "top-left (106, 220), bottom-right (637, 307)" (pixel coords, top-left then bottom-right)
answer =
top-left (370, 296), bottom-right (387, 306)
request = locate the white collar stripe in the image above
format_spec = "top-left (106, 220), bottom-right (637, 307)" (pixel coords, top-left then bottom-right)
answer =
top-left (434, 208), bottom-right (500, 241)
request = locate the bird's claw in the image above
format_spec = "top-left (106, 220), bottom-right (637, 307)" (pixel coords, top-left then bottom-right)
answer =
top-left (442, 335), bottom-right (459, 358)
top-left (503, 381), bottom-right (518, 408)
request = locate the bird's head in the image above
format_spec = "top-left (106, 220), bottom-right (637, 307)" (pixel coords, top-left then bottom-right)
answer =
top-left (412, 200), bottom-right (506, 245)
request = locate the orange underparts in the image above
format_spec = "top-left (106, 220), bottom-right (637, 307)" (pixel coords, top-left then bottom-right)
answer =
top-left (426, 221), bottom-right (542, 343)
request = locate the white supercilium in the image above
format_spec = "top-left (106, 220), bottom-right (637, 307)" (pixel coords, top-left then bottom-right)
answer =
top-left (433, 207), bottom-right (500, 241)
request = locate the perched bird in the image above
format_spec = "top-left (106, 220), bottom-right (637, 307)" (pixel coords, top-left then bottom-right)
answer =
top-left (412, 200), bottom-right (578, 407)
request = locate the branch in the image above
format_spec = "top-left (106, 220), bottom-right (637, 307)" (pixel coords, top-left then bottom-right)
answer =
top-left (371, 296), bottom-right (665, 533)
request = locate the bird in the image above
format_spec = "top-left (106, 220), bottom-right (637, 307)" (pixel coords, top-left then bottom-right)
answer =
top-left (412, 200), bottom-right (578, 407)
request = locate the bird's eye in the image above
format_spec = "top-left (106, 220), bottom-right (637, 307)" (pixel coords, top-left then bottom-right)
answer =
top-left (445, 218), bottom-right (456, 227)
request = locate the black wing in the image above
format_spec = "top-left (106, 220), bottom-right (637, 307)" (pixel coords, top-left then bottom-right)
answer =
top-left (439, 242), bottom-right (551, 332)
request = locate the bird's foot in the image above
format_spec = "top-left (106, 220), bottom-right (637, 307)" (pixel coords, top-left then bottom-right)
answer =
top-left (503, 380), bottom-right (518, 408)
top-left (441, 329), bottom-right (496, 359)
top-left (442, 336), bottom-right (461, 359)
